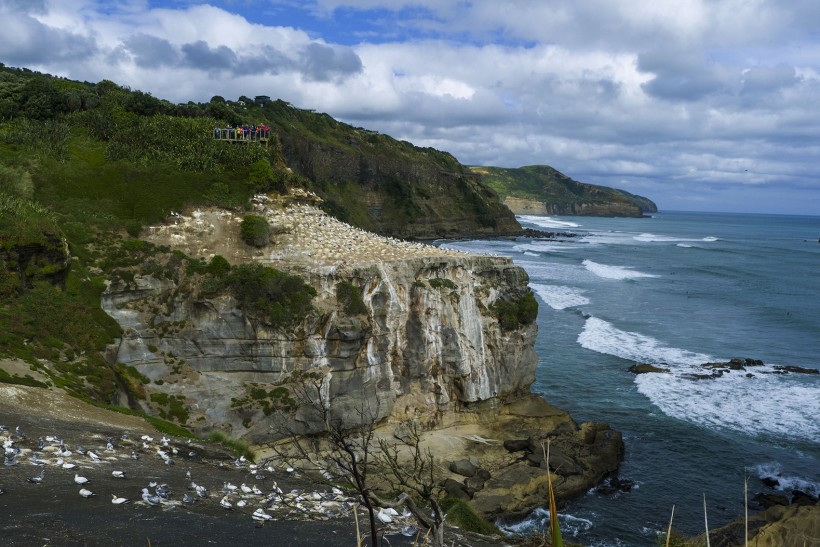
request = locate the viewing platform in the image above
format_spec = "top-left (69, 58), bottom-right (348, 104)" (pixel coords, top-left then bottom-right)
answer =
top-left (214, 125), bottom-right (271, 145)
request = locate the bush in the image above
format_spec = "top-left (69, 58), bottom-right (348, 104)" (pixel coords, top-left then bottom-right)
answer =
top-left (336, 280), bottom-right (368, 316)
top-left (429, 277), bottom-right (457, 290)
top-left (239, 214), bottom-right (270, 247)
top-left (493, 291), bottom-right (538, 331)
top-left (221, 263), bottom-right (316, 328)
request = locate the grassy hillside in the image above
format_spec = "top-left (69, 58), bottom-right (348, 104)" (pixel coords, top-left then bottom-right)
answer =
top-left (471, 164), bottom-right (657, 217)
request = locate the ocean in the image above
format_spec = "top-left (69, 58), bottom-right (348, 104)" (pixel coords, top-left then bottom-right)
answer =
top-left (443, 210), bottom-right (820, 546)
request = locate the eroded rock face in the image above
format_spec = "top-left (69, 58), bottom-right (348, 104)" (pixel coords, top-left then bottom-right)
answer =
top-left (103, 254), bottom-right (536, 441)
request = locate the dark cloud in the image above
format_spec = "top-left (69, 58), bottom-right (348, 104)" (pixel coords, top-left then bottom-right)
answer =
top-left (123, 34), bottom-right (180, 68)
top-left (0, 0), bottom-right (45, 12)
top-left (232, 46), bottom-right (294, 75)
top-left (300, 43), bottom-right (363, 81)
top-left (181, 40), bottom-right (238, 72)
top-left (638, 50), bottom-right (727, 101)
top-left (0, 13), bottom-right (97, 66)
top-left (740, 64), bottom-right (798, 95)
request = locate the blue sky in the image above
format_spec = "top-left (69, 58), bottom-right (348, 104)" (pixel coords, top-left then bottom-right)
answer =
top-left (1, 0), bottom-right (819, 215)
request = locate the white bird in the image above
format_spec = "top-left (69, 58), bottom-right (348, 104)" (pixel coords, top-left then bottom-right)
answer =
top-left (88, 451), bottom-right (101, 462)
top-left (141, 488), bottom-right (161, 506)
top-left (377, 508), bottom-right (393, 524)
top-left (111, 470), bottom-right (126, 479)
top-left (224, 482), bottom-right (237, 492)
top-left (252, 508), bottom-right (273, 521)
top-left (252, 485), bottom-right (263, 495)
top-left (79, 488), bottom-right (94, 498)
top-left (111, 494), bottom-right (129, 505)
top-left (61, 461), bottom-right (76, 470)
top-left (74, 474), bottom-right (89, 485)
top-left (219, 495), bottom-right (233, 510)
top-left (236, 499), bottom-right (247, 508)
top-left (240, 483), bottom-right (253, 494)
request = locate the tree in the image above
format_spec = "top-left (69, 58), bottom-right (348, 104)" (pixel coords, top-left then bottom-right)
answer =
top-left (269, 373), bottom-right (382, 546)
top-left (374, 421), bottom-right (447, 546)
top-left (268, 374), bottom-right (449, 547)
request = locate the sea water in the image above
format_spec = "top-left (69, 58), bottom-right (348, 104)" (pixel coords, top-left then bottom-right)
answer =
top-left (443, 211), bottom-right (820, 546)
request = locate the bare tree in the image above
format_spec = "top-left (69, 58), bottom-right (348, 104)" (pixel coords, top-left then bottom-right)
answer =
top-left (268, 372), bottom-right (382, 547)
top-left (268, 375), bottom-right (449, 547)
top-left (372, 421), bottom-right (447, 547)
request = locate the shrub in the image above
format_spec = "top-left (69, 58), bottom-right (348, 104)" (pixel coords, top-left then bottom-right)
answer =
top-left (222, 263), bottom-right (316, 328)
top-left (493, 291), bottom-right (538, 331)
top-left (239, 214), bottom-right (270, 247)
top-left (336, 280), bottom-right (368, 316)
top-left (429, 277), bottom-right (457, 290)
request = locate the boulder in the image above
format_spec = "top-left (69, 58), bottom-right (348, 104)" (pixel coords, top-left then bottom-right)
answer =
top-left (441, 478), bottom-right (471, 500)
top-left (503, 439), bottom-right (530, 452)
top-left (449, 459), bottom-right (478, 478)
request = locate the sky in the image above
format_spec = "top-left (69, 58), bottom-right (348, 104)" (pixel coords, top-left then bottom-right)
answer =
top-left (1, 0), bottom-right (819, 215)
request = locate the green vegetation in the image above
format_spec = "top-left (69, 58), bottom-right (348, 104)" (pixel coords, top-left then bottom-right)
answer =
top-left (336, 280), bottom-right (368, 316)
top-left (149, 392), bottom-right (190, 423)
top-left (441, 498), bottom-right (501, 536)
top-left (0, 368), bottom-right (49, 388)
top-left (428, 277), bottom-right (457, 291)
top-left (205, 263), bottom-right (316, 328)
top-left (471, 164), bottom-right (657, 217)
top-left (230, 384), bottom-right (297, 416)
top-left (101, 403), bottom-right (198, 439)
top-left (493, 292), bottom-right (538, 331)
top-left (239, 214), bottom-right (270, 246)
top-left (208, 430), bottom-right (256, 461)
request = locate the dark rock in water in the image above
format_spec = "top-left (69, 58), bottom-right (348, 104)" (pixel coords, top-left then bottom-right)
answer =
top-left (753, 492), bottom-right (789, 509)
top-left (774, 365), bottom-right (819, 375)
top-left (441, 478), bottom-right (471, 500)
top-left (791, 490), bottom-right (819, 506)
top-left (761, 476), bottom-right (781, 488)
top-left (596, 476), bottom-right (633, 495)
top-left (448, 459), bottom-right (478, 478)
top-left (629, 363), bottom-right (670, 374)
top-left (503, 439), bottom-right (530, 453)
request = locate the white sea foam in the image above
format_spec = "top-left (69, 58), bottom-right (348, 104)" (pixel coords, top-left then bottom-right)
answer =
top-left (753, 462), bottom-right (820, 497)
top-left (517, 215), bottom-right (581, 229)
top-left (702, 236), bottom-right (718, 242)
top-left (498, 507), bottom-right (593, 537)
top-left (523, 251), bottom-right (539, 257)
top-left (513, 241), bottom-right (573, 254)
top-left (579, 317), bottom-right (820, 442)
top-left (531, 283), bottom-right (590, 310)
top-left (578, 317), bottom-right (712, 365)
top-left (676, 243), bottom-right (693, 248)
top-left (582, 259), bottom-right (658, 280)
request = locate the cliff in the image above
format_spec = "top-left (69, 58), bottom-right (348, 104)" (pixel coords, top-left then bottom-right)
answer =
top-left (100, 193), bottom-right (622, 516)
top-left (472, 164), bottom-right (658, 217)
